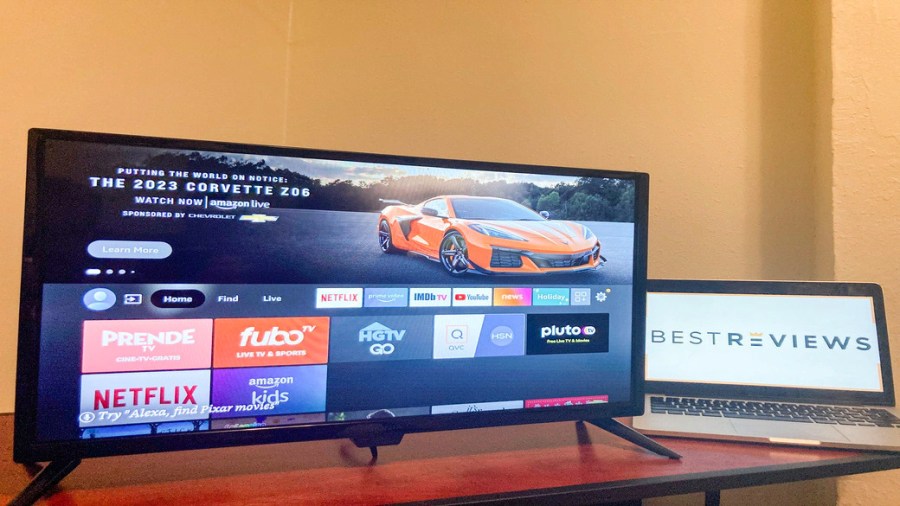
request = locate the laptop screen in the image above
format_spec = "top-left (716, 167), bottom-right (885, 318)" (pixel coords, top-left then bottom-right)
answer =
top-left (645, 280), bottom-right (894, 405)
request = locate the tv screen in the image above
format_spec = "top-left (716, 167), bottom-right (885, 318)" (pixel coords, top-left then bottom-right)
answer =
top-left (14, 129), bottom-right (649, 462)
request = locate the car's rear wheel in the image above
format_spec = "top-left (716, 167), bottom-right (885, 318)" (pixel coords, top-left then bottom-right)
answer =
top-left (379, 220), bottom-right (399, 253)
top-left (440, 231), bottom-right (471, 275)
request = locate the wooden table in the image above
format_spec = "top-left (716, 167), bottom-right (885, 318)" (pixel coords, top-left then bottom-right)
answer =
top-left (2, 414), bottom-right (899, 505)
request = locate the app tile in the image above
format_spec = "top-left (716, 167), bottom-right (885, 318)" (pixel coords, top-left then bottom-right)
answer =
top-left (570, 288), bottom-right (592, 306)
top-left (80, 424), bottom-right (152, 439)
top-left (209, 413), bottom-right (325, 430)
top-left (329, 315), bottom-right (433, 362)
top-left (431, 400), bottom-right (524, 414)
top-left (525, 395), bottom-right (608, 408)
top-left (409, 288), bottom-right (452, 307)
top-left (364, 287), bottom-right (408, 308)
top-left (433, 314), bottom-right (526, 359)
top-left (532, 288), bottom-right (570, 306)
top-left (327, 406), bottom-right (430, 422)
top-left (452, 287), bottom-right (492, 307)
top-left (526, 313), bottom-right (610, 355)
top-left (80, 420), bottom-right (210, 439)
top-left (82, 319), bottom-right (213, 373)
top-left (155, 420), bottom-right (210, 433)
top-left (316, 288), bottom-right (363, 308)
top-left (493, 288), bottom-right (532, 306)
top-left (213, 317), bottom-right (329, 368)
top-left (79, 369), bottom-right (211, 427)
top-left (210, 365), bottom-right (327, 419)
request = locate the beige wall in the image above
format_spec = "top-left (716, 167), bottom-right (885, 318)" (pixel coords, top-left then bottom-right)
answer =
top-left (0, 0), bottom-right (821, 412)
top-left (813, 1), bottom-right (836, 280)
top-left (0, 0), bottom-right (292, 412)
top-left (0, 0), bottom-right (897, 504)
top-left (831, 1), bottom-right (900, 504)
top-left (288, 0), bottom-right (817, 282)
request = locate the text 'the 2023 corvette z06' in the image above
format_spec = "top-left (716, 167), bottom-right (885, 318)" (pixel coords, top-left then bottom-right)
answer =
top-left (377, 196), bottom-right (606, 275)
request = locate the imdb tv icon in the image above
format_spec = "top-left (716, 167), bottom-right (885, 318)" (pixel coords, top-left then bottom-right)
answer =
top-left (213, 317), bottom-right (329, 368)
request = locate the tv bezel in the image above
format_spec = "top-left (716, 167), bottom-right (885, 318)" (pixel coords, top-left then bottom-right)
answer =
top-left (14, 128), bottom-right (650, 463)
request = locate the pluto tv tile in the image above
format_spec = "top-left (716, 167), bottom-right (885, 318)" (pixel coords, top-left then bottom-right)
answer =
top-left (526, 313), bottom-right (610, 355)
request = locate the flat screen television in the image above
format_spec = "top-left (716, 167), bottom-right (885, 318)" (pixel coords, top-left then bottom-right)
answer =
top-left (13, 129), bottom-right (668, 503)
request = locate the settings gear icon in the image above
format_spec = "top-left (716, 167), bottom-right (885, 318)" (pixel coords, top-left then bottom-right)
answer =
top-left (595, 292), bottom-right (608, 303)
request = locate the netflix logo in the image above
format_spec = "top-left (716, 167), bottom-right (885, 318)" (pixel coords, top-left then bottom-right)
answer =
top-left (79, 370), bottom-right (211, 427)
top-left (93, 385), bottom-right (198, 410)
top-left (315, 288), bottom-right (363, 308)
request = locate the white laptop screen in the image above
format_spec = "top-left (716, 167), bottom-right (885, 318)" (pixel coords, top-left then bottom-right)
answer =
top-left (646, 292), bottom-right (883, 392)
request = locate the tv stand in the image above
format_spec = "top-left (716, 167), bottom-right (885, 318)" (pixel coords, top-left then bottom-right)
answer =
top-left (581, 419), bottom-right (681, 459)
top-left (343, 419), bottom-right (679, 464)
top-left (10, 421), bottom-right (676, 504)
top-left (346, 425), bottom-right (405, 462)
top-left (11, 459), bottom-right (81, 506)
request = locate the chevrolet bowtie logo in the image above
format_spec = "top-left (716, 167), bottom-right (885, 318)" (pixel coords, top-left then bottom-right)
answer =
top-left (240, 214), bottom-right (279, 223)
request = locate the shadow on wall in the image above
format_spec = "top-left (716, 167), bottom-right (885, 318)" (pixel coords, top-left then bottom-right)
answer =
top-left (754, 0), bottom-right (819, 280)
top-left (750, 1), bottom-right (837, 504)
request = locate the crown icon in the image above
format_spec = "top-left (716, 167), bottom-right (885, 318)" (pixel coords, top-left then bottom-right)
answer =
top-left (749, 332), bottom-right (763, 337)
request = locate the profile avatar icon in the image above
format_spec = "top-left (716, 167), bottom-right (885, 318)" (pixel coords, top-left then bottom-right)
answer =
top-left (83, 288), bottom-right (116, 311)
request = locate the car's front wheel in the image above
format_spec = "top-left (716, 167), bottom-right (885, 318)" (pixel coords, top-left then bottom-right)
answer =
top-left (440, 231), bottom-right (471, 275)
top-left (379, 220), bottom-right (399, 253)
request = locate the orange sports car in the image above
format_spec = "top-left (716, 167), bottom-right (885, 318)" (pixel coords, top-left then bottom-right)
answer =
top-left (377, 196), bottom-right (605, 275)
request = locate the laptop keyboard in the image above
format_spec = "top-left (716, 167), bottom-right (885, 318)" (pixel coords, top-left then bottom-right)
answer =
top-left (650, 396), bottom-right (900, 427)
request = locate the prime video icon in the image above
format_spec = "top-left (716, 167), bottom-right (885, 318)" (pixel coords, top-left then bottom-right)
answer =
top-left (364, 288), bottom-right (408, 308)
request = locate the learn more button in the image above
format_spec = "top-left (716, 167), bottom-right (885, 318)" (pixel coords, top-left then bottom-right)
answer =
top-left (88, 240), bottom-right (172, 259)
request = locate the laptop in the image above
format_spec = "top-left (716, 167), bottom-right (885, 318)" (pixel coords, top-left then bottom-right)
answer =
top-left (633, 279), bottom-right (900, 451)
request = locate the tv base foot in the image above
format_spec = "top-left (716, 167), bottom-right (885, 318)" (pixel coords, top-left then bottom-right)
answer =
top-left (581, 419), bottom-right (681, 459)
top-left (346, 427), bottom-right (403, 464)
top-left (11, 459), bottom-right (81, 506)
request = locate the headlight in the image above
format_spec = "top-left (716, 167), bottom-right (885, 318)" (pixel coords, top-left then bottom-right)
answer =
top-left (582, 225), bottom-right (596, 241)
top-left (468, 224), bottom-right (527, 241)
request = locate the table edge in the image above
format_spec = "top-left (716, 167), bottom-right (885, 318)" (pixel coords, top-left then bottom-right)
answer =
top-left (414, 451), bottom-right (900, 505)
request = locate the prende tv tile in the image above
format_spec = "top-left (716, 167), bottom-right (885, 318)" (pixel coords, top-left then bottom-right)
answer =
top-left (82, 319), bottom-right (213, 373)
